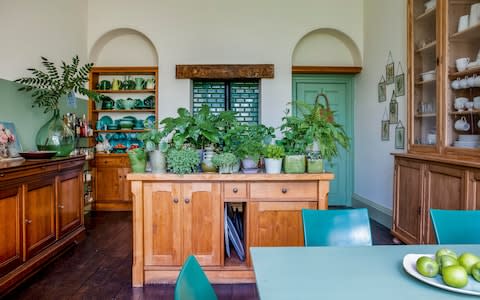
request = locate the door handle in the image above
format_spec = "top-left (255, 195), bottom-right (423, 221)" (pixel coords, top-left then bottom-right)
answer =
top-left (25, 219), bottom-right (32, 224)
top-left (233, 187), bottom-right (238, 193)
top-left (58, 204), bottom-right (65, 209)
top-left (173, 197), bottom-right (179, 204)
top-left (184, 198), bottom-right (190, 204)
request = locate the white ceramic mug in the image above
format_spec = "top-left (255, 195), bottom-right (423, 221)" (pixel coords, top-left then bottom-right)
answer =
top-left (475, 75), bottom-right (480, 87)
top-left (470, 3), bottom-right (480, 27)
top-left (455, 97), bottom-right (469, 105)
top-left (451, 78), bottom-right (461, 89)
top-left (456, 57), bottom-right (470, 72)
top-left (454, 102), bottom-right (465, 111)
top-left (460, 76), bottom-right (469, 88)
top-left (468, 75), bottom-right (476, 87)
top-left (458, 14), bottom-right (470, 32)
top-left (465, 101), bottom-right (474, 110)
top-left (455, 117), bottom-right (470, 131)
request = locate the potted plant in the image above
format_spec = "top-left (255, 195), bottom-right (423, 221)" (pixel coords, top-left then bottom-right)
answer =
top-left (166, 146), bottom-right (200, 175)
top-left (127, 147), bottom-right (147, 173)
top-left (279, 111), bottom-right (309, 173)
top-left (223, 123), bottom-right (274, 172)
top-left (263, 144), bottom-right (285, 174)
top-left (137, 126), bottom-right (169, 173)
top-left (212, 152), bottom-right (240, 174)
top-left (15, 55), bottom-right (98, 156)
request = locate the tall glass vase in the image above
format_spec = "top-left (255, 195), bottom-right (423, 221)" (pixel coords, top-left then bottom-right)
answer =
top-left (36, 109), bottom-right (75, 157)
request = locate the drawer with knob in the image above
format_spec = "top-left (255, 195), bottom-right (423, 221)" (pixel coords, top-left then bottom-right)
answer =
top-left (224, 182), bottom-right (247, 199)
top-left (249, 181), bottom-right (317, 200)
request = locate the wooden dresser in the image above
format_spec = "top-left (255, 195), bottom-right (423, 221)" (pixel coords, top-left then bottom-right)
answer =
top-left (0, 156), bottom-right (86, 296)
top-left (127, 172), bottom-right (333, 286)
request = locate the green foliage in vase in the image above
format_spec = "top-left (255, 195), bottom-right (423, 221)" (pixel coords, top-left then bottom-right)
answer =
top-left (263, 144), bottom-right (285, 159)
top-left (15, 55), bottom-right (98, 113)
top-left (166, 147), bottom-right (200, 174)
top-left (137, 126), bottom-right (169, 152)
top-left (211, 152), bottom-right (239, 168)
top-left (280, 100), bottom-right (350, 162)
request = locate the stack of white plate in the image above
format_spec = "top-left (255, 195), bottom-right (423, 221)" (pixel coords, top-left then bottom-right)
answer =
top-left (453, 135), bottom-right (480, 148)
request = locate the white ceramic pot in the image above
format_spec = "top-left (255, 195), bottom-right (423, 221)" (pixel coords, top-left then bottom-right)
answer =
top-left (264, 158), bottom-right (282, 174)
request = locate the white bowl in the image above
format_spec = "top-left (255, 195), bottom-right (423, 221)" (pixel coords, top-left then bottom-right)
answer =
top-left (425, 0), bottom-right (436, 10)
top-left (420, 70), bottom-right (436, 81)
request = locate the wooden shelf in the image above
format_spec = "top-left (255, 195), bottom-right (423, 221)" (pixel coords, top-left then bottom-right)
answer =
top-left (414, 113), bottom-right (437, 118)
top-left (416, 41), bottom-right (436, 53)
top-left (94, 89), bottom-right (155, 94)
top-left (93, 109), bottom-right (155, 113)
top-left (415, 7), bottom-right (436, 21)
top-left (449, 67), bottom-right (480, 79)
top-left (415, 79), bottom-right (436, 85)
top-left (450, 23), bottom-right (480, 41)
top-left (94, 129), bottom-right (148, 133)
top-left (449, 109), bottom-right (480, 116)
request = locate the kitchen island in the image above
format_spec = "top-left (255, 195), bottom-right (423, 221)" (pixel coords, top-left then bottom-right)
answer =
top-left (127, 172), bottom-right (334, 286)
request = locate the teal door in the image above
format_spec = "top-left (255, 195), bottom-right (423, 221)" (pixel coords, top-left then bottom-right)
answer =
top-left (292, 74), bottom-right (354, 206)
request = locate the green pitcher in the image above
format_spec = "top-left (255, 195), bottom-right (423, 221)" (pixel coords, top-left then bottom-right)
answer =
top-left (135, 78), bottom-right (145, 90)
top-left (128, 148), bottom-right (147, 173)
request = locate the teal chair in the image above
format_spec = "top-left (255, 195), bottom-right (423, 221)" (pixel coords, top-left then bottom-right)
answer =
top-left (302, 208), bottom-right (372, 247)
top-left (430, 209), bottom-right (480, 244)
top-left (174, 255), bottom-right (218, 300)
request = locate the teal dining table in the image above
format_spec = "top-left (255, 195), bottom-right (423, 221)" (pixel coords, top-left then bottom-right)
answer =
top-left (250, 245), bottom-right (480, 299)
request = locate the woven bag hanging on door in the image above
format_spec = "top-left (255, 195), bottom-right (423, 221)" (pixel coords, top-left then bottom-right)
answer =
top-left (314, 93), bottom-right (334, 123)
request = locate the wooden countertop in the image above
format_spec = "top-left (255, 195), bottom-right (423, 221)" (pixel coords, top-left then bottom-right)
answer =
top-left (0, 155), bottom-right (85, 173)
top-left (127, 172), bottom-right (334, 181)
top-left (392, 152), bottom-right (480, 169)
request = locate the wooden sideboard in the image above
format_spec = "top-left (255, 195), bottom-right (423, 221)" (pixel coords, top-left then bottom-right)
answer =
top-left (0, 156), bottom-right (85, 296)
top-left (127, 172), bottom-right (333, 286)
top-left (392, 153), bottom-right (480, 245)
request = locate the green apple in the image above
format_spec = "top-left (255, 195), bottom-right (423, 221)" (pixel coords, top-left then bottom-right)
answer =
top-left (435, 248), bottom-right (457, 263)
top-left (458, 252), bottom-right (480, 275)
top-left (471, 262), bottom-right (480, 282)
top-left (416, 256), bottom-right (439, 277)
top-left (442, 265), bottom-right (468, 288)
top-left (439, 255), bottom-right (459, 274)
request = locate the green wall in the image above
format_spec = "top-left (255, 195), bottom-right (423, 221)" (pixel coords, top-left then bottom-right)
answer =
top-left (0, 78), bottom-right (87, 151)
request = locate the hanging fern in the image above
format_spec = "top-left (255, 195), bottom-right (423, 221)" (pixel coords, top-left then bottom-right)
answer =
top-left (15, 55), bottom-right (98, 114)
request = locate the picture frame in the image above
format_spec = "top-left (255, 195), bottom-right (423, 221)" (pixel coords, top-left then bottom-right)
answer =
top-left (0, 121), bottom-right (22, 158)
top-left (386, 62), bottom-right (395, 84)
top-left (395, 62), bottom-right (405, 96)
top-left (389, 91), bottom-right (398, 124)
top-left (381, 120), bottom-right (390, 141)
top-left (395, 121), bottom-right (405, 150)
top-left (378, 76), bottom-right (386, 102)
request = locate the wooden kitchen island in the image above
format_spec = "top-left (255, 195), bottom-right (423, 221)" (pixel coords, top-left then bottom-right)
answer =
top-left (127, 172), bottom-right (334, 286)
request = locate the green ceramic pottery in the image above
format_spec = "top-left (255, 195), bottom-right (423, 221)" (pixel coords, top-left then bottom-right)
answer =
top-left (307, 158), bottom-right (324, 173)
top-left (284, 155), bottom-right (306, 174)
top-left (128, 148), bottom-right (147, 173)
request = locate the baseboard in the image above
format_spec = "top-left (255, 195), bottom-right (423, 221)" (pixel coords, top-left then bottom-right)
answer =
top-left (351, 193), bottom-right (392, 229)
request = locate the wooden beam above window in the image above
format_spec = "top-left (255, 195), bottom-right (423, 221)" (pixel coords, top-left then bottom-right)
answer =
top-left (292, 66), bottom-right (362, 74)
top-left (176, 64), bottom-right (274, 79)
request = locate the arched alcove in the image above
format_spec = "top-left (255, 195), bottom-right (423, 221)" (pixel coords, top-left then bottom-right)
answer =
top-left (89, 28), bottom-right (158, 66)
top-left (292, 28), bottom-right (362, 67)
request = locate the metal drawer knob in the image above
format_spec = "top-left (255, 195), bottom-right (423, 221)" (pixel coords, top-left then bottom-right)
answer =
top-left (281, 188), bottom-right (288, 194)
top-left (173, 197), bottom-right (179, 203)
top-left (233, 187), bottom-right (238, 193)
top-left (185, 198), bottom-right (190, 204)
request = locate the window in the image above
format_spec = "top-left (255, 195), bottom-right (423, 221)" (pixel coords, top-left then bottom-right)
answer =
top-left (192, 80), bottom-right (260, 124)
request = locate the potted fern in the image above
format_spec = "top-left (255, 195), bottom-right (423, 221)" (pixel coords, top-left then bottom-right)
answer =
top-left (137, 126), bottom-right (169, 173)
top-left (15, 55), bottom-right (98, 156)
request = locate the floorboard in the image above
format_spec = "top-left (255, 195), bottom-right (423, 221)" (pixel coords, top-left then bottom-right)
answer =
top-left (5, 210), bottom-right (397, 300)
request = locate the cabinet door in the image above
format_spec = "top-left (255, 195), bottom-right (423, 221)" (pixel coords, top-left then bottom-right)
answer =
top-left (0, 185), bottom-right (22, 277)
top-left (248, 201), bottom-right (316, 248)
top-left (57, 171), bottom-right (82, 238)
top-left (182, 183), bottom-right (221, 266)
top-left (424, 163), bottom-right (467, 244)
top-left (95, 167), bottom-right (124, 201)
top-left (24, 178), bottom-right (56, 259)
top-left (144, 182), bottom-right (182, 266)
top-left (392, 158), bottom-right (423, 244)
top-left (408, 0), bottom-right (440, 151)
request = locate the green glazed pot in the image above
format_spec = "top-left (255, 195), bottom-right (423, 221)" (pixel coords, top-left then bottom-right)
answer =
top-left (307, 158), bottom-right (324, 173)
top-left (128, 148), bottom-right (147, 173)
top-left (284, 155), bottom-right (306, 174)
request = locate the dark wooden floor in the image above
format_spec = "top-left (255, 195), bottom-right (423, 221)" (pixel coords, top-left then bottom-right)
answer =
top-left (6, 210), bottom-right (397, 300)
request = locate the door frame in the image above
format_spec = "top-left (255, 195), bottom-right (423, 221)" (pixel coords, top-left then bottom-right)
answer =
top-left (292, 74), bottom-right (355, 206)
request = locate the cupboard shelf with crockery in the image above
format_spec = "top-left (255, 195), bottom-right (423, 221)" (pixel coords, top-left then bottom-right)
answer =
top-left (415, 41), bottom-right (436, 53)
top-left (93, 89), bottom-right (155, 94)
top-left (88, 66), bottom-right (158, 211)
top-left (414, 113), bottom-right (437, 118)
top-left (449, 109), bottom-right (480, 116)
top-left (414, 78), bottom-right (436, 85)
top-left (449, 67), bottom-right (480, 78)
top-left (449, 23), bottom-right (480, 42)
top-left (415, 7), bottom-right (435, 21)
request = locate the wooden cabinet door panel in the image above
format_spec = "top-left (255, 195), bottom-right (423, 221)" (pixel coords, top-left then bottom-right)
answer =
top-left (183, 183), bottom-right (221, 266)
top-left (393, 159), bottom-right (423, 244)
top-left (144, 183), bottom-right (182, 266)
top-left (472, 171), bottom-right (480, 210)
top-left (425, 164), bottom-right (467, 244)
top-left (57, 171), bottom-right (82, 238)
top-left (0, 186), bottom-right (22, 277)
top-left (121, 168), bottom-right (131, 200)
top-left (248, 201), bottom-right (316, 248)
top-left (24, 179), bottom-right (56, 259)
top-left (96, 167), bottom-right (123, 201)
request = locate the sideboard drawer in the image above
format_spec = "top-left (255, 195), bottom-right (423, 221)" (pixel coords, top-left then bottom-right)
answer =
top-left (250, 181), bottom-right (317, 200)
top-left (224, 182), bottom-right (247, 199)
top-left (95, 156), bottom-right (127, 167)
